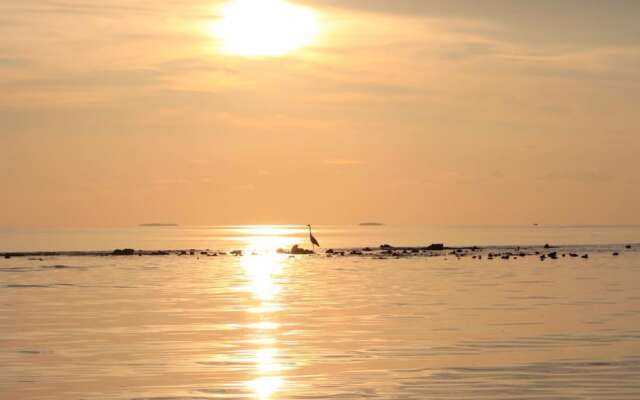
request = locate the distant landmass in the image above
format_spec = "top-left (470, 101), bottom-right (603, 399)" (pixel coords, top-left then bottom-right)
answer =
top-left (359, 222), bottom-right (384, 226)
top-left (139, 223), bottom-right (179, 227)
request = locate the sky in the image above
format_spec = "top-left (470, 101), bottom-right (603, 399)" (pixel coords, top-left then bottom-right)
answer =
top-left (1, 0), bottom-right (639, 227)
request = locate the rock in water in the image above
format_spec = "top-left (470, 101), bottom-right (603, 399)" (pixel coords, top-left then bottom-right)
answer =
top-left (290, 245), bottom-right (313, 255)
top-left (112, 248), bottom-right (135, 256)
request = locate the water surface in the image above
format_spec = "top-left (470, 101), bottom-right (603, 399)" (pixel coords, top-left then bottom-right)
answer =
top-left (2, 244), bottom-right (640, 399)
top-left (1, 224), bottom-right (639, 252)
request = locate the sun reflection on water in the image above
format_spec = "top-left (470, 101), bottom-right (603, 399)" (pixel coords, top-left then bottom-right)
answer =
top-left (242, 254), bottom-right (284, 300)
top-left (247, 376), bottom-right (284, 399)
top-left (239, 230), bottom-right (291, 399)
top-left (232, 225), bottom-right (303, 255)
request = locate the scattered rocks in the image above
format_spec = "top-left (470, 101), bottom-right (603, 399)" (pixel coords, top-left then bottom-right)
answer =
top-left (112, 248), bottom-right (135, 256)
top-left (290, 245), bottom-right (313, 255)
top-left (1, 244), bottom-right (623, 261)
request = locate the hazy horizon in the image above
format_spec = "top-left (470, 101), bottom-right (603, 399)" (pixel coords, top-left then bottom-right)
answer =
top-left (4, 223), bottom-right (640, 230)
top-left (2, 0), bottom-right (639, 227)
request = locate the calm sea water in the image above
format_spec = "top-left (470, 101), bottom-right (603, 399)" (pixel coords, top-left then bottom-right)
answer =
top-left (2, 226), bottom-right (640, 399)
top-left (1, 224), bottom-right (639, 252)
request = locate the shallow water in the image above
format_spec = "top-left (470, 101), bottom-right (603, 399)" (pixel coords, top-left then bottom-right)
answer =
top-left (2, 247), bottom-right (640, 399)
top-left (2, 224), bottom-right (640, 252)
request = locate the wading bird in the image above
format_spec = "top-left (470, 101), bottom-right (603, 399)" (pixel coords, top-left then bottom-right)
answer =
top-left (307, 224), bottom-right (320, 252)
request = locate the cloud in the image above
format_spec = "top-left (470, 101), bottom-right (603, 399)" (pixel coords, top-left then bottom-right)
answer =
top-left (542, 170), bottom-right (613, 184)
top-left (303, 0), bottom-right (640, 47)
top-left (232, 184), bottom-right (255, 192)
top-left (0, 58), bottom-right (29, 68)
top-left (3, 68), bottom-right (161, 89)
top-left (152, 178), bottom-right (192, 186)
top-left (4, 1), bottom-right (165, 17)
top-left (323, 159), bottom-right (364, 166)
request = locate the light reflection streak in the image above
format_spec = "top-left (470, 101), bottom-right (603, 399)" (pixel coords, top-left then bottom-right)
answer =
top-left (239, 227), bottom-right (291, 399)
top-left (246, 377), bottom-right (284, 399)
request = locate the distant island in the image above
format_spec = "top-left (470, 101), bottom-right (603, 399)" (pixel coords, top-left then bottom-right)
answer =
top-left (139, 223), bottom-right (179, 227)
top-left (359, 222), bottom-right (384, 226)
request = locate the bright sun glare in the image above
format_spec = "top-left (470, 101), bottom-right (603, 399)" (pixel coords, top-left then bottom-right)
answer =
top-left (211, 0), bottom-right (320, 57)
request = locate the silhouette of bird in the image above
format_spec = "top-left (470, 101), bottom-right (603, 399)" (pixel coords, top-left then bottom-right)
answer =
top-left (307, 224), bottom-right (320, 251)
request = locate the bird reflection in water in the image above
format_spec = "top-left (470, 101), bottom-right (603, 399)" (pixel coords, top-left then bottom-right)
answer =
top-left (240, 232), bottom-right (291, 399)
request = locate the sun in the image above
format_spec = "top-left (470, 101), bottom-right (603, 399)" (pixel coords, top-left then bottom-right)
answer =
top-left (211, 0), bottom-right (320, 57)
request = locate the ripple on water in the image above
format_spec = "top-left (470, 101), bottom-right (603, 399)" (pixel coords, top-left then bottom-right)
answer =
top-left (391, 358), bottom-right (640, 399)
top-left (2, 253), bottom-right (640, 399)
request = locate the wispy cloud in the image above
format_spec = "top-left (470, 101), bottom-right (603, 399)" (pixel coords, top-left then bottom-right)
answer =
top-left (0, 57), bottom-right (29, 68)
top-left (232, 184), bottom-right (255, 192)
top-left (323, 159), bottom-right (364, 166)
top-left (152, 178), bottom-right (192, 186)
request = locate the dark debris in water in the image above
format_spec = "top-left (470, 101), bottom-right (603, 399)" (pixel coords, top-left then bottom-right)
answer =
top-left (1, 243), bottom-right (637, 261)
top-left (40, 265), bottom-right (75, 270)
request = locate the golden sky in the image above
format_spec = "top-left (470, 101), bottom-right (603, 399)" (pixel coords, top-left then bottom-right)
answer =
top-left (1, 0), bottom-right (639, 227)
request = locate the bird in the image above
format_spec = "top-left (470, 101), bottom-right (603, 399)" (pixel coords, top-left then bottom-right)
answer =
top-left (307, 224), bottom-right (320, 251)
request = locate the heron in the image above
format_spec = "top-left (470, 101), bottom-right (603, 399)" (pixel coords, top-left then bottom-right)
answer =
top-left (307, 224), bottom-right (320, 252)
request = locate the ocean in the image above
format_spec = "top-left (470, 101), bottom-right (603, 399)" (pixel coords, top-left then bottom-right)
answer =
top-left (1, 224), bottom-right (639, 252)
top-left (2, 225), bottom-right (640, 399)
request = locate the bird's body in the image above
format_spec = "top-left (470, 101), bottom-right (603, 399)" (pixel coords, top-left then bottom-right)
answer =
top-left (307, 224), bottom-right (320, 251)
